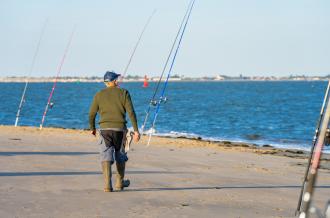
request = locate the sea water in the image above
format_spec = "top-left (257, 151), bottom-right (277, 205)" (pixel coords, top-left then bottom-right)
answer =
top-left (1, 81), bottom-right (329, 152)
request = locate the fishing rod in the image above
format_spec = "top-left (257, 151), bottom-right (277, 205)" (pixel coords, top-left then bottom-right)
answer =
top-left (40, 27), bottom-right (76, 129)
top-left (298, 81), bottom-right (330, 218)
top-left (147, 0), bottom-right (196, 146)
top-left (296, 81), bottom-right (330, 215)
top-left (141, 0), bottom-right (194, 133)
top-left (15, 19), bottom-right (48, 127)
top-left (119, 9), bottom-right (156, 83)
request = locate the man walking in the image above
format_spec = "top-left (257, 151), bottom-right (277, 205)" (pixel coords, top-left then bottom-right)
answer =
top-left (89, 71), bottom-right (140, 192)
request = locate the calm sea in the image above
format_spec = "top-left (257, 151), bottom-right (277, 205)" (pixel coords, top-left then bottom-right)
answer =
top-left (1, 81), bottom-right (329, 152)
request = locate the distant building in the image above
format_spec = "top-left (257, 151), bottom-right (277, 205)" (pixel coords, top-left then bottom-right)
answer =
top-left (214, 75), bottom-right (225, 80)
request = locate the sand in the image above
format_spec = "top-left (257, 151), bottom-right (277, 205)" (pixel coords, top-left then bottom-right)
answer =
top-left (0, 125), bottom-right (329, 218)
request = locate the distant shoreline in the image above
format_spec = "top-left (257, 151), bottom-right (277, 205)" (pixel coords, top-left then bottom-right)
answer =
top-left (0, 78), bottom-right (329, 83)
top-left (1, 74), bottom-right (330, 83)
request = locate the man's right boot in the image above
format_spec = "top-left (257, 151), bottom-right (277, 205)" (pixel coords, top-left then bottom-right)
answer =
top-left (115, 162), bottom-right (130, 191)
top-left (101, 161), bottom-right (113, 192)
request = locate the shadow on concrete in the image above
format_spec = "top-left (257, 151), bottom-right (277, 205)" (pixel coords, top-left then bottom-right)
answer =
top-left (0, 170), bottom-right (188, 177)
top-left (126, 185), bottom-right (330, 192)
top-left (0, 152), bottom-right (98, 156)
top-left (0, 172), bottom-right (101, 176)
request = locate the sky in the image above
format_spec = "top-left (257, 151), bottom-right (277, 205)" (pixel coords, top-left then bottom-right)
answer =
top-left (1, 0), bottom-right (329, 77)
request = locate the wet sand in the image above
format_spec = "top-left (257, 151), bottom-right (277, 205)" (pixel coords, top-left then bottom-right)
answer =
top-left (0, 125), bottom-right (329, 218)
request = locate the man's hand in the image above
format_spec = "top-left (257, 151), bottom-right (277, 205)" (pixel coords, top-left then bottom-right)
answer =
top-left (91, 129), bottom-right (96, 136)
top-left (133, 131), bottom-right (140, 143)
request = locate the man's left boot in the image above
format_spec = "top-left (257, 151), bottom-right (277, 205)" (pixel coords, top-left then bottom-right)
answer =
top-left (101, 161), bottom-right (113, 192)
top-left (115, 162), bottom-right (130, 191)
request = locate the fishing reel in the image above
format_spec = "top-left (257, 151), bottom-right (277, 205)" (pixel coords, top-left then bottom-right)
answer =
top-left (325, 129), bottom-right (330, 146)
top-left (316, 128), bottom-right (330, 146)
top-left (150, 97), bottom-right (167, 107)
top-left (306, 201), bottom-right (330, 218)
top-left (326, 201), bottom-right (330, 218)
top-left (49, 102), bottom-right (55, 109)
top-left (159, 96), bottom-right (167, 103)
top-left (150, 100), bottom-right (158, 106)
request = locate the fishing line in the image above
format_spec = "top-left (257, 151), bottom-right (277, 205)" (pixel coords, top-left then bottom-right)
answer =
top-left (119, 9), bottom-right (156, 83)
top-left (40, 26), bottom-right (76, 129)
top-left (15, 19), bottom-right (48, 127)
top-left (141, 0), bottom-right (194, 132)
top-left (147, 0), bottom-right (196, 146)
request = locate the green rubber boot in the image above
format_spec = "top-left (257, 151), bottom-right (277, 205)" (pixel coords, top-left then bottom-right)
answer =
top-left (115, 162), bottom-right (130, 191)
top-left (101, 161), bottom-right (113, 192)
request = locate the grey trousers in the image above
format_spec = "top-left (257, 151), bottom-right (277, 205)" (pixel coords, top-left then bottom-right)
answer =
top-left (98, 129), bottom-right (128, 164)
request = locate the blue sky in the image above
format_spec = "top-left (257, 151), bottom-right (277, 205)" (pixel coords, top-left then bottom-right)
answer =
top-left (1, 0), bottom-right (329, 77)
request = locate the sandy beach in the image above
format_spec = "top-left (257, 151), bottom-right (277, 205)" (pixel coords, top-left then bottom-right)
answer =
top-left (0, 125), bottom-right (329, 218)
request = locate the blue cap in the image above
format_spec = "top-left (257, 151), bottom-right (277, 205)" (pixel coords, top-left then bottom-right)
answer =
top-left (104, 71), bottom-right (121, 82)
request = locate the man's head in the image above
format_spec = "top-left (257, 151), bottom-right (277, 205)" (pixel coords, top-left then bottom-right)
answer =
top-left (104, 71), bottom-right (121, 87)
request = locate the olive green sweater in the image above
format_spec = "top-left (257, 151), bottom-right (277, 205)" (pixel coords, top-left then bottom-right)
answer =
top-left (89, 87), bottom-right (138, 131)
